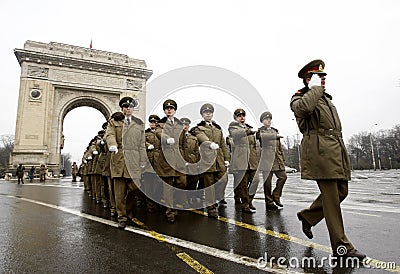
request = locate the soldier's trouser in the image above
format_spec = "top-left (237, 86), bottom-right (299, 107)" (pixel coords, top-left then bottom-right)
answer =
top-left (161, 176), bottom-right (187, 217)
top-left (100, 176), bottom-right (108, 205)
top-left (84, 175), bottom-right (91, 194)
top-left (234, 170), bottom-right (256, 207)
top-left (107, 176), bottom-right (116, 214)
top-left (262, 170), bottom-right (287, 205)
top-left (114, 177), bottom-right (137, 223)
top-left (93, 174), bottom-right (102, 202)
top-left (299, 179), bottom-right (353, 252)
top-left (90, 175), bottom-right (96, 199)
top-left (72, 174), bottom-right (77, 182)
top-left (202, 172), bottom-right (221, 212)
top-left (143, 172), bottom-right (161, 210)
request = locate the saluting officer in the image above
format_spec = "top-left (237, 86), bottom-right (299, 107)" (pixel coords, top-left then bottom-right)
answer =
top-left (153, 99), bottom-right (187, 223)
top-left (256, 111), bottom-right (287, 209)
top-left (291, 59), bottom-right (366, 259)
top-left (105, 97), bottom-right (146, 229)
top-left (228, 108), bottom-right (258, 213)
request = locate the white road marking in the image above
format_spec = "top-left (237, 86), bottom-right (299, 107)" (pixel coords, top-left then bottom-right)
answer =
top-left (5, 194), bottom-right (295, 274)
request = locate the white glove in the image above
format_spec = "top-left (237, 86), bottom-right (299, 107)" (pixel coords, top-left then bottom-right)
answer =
top-left (87, 156), bottom-right (92, 160)
top-left (147, 144), bottom-right (154, 150)
top-left (308, 73), bottom-right (322, 88)
top-left (93, 150), bottom-right (98, 155)
top-left (83, 160), bottom-right (87, 164)
top-left (224, 161), bottom-right (230, 167)
top-left (109, 145), bottom-right (118, 154)
top-left (166, 138), bottom-right (175, 145)
top-left (210, 142), bottom-right (219, 150)
top-left (100, 140), bottom-right (105, 145)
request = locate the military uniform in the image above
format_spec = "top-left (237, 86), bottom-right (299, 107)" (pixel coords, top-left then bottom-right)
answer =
top-left (229, 109), bottom-right (258, 213)
top-left (290, 59), bottom-right (365, 259)
top-left (256, 111), bottom-right (287, 209)
top-left (143, 114), bottom-right (162, 212)
top-left (105, 97), bottom-right (146, 229)
top-left (39, 164), bottom-right (47, 182)
top-left (180, 118), bottom-right (201, 205)
top-left (153, 99), bottom-right (187, 223)
top-left (191, 103), bottom-right (230, 217)
top-left (16, 164), bottom-right (25, 184)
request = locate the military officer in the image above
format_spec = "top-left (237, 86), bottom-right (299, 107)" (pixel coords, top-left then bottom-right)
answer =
top-left (103, 113), bottom-right (124, 218)
top-left (256, 111), bottom-right (287, 209)
top-left (290, 59), bottom-right (366, 259)
top-left (180, 117), bottom-right (201, 206)
top-left (153, 99), bottom-right (187, 223)
top-left (143, 114), bottom-right (162, 213)
top-left (228, 108), bottom-right (258, 213)
top-left (105, 97), bottom-right (146, 229)
top-left (191, 103), bottom-right (230, 218)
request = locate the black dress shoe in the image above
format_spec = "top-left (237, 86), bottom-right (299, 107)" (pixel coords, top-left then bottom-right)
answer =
top-left (167, 216), bottom-right (175, 223)
top-left (242, 206), bottom-right (255, 214)
top-left (343, 249), bottom-right (367, 260)
top-left (297, 212), bottom-right (313, 239)
top-left (249, 203), bottom-right (256, 210)
top-left (266, 203), bottom-right (278, 209)
top-left (118, 221), bottom-right (126, 229)
top-left (208, 211), bottom-right (218, 218)
top-left (219, 199), bottom-right (227, 205)
top-left (273, 199), bottom-right (283, 207)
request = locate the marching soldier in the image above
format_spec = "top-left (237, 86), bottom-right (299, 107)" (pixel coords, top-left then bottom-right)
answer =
top-left (143, 114), bottom-right (162, 213)
top-left (291, 59), bottom-right (366, 259)
top-left (16, 164), bottom-right (25, 184)
top-left (256, 111), bottom-right (287, 209)
top-left (105, 97), bottom-right (146, 229)
top-left (39, 164), bottom-right (47, 182)
top-left (191, 103), bottom-right (230, 218)
top-left (228, 108), bottom-right (258, 213)
top-left (153, 99), bottom-right (187, 223)
top-left (180, 117), bottom-right (201, 205)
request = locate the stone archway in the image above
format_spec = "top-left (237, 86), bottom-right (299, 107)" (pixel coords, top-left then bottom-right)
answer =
top-left (11, 41), bottom-right (152, 176)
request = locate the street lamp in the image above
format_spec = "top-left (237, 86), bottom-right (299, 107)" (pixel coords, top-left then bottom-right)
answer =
top-left (370, 123), bottom-right (378, 171)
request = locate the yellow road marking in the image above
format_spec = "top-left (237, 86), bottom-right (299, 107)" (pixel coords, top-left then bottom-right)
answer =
top-left (132, 218), bottom-right (213, 274)
top-left (192, 210), bottom-right (400, 273)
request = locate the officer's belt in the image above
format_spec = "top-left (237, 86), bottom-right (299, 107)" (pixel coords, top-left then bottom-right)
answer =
top-left (305, 129), bottom-right (342, 137)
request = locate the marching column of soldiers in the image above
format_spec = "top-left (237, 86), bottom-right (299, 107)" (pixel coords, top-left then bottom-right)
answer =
top-left (76, 59), bottom-right (366, 260)
top-left (79, 97), bottom-right (287, 227)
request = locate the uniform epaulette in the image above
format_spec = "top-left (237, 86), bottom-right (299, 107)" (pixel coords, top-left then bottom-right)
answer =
top-left (145, 128), bottom-right (152, 133)
top-left (271, 127), bottom-right (279, 132)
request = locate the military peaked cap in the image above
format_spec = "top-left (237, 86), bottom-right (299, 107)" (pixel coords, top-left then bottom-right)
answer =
top-left (180, 117), bottom-right (191, 125)
top-left (163, 99), bottom-right (177, 110)
top-left (260, 111), bottom-right (272, 122)
top-left (298, 59), bottom-right (327, 79)
top-left (119, 96), bottom-right (137, 108)
top-left (234, 108), bottom-right (246, 117)
top-left (148, 114), bottom-right (160, 123)
top-left (200, 103), bottom-right (214, 114)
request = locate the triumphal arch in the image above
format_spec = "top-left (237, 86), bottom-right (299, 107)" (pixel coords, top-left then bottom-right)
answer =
top-left (10, 40), bottom-right (152, 175)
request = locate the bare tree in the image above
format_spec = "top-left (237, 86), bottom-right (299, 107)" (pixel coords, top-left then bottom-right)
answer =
top-left (0, 135), bottom-right (14, 169)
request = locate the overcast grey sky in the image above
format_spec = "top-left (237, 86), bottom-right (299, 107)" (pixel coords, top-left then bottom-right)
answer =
top-left (1, 0), bottom-right (400, 163)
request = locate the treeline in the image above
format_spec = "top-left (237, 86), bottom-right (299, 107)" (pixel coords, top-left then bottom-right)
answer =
top-left (283, 124), bottom-right (400, 170)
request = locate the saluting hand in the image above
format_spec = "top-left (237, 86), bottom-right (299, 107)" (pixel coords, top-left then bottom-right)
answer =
top-left (308, 73), bottom-right (322, 88)
top-left (109, 145), bottom-right (118, 154)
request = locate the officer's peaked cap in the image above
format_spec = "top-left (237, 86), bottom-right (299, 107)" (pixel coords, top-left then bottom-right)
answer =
top-left (298, 59), bottom-right (327, 79)
top-left (260, 111), bottom-right (272, 122)
top-left (148, 114), bottom-right (160, 123)
top-left (119, 97), bottom-right (137, 108)
top-left (180, 117), bottom-right (191, 125)
top-left (200, 103), bottom-right (214, 115)
top-left (234, 108), bottom-right (246, 117)
top-left (163, 99), bottom-right (177, 110)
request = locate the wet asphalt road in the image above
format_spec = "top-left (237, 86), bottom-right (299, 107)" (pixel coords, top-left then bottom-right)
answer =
top-left (1, 170), bottom-right (399, 274)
